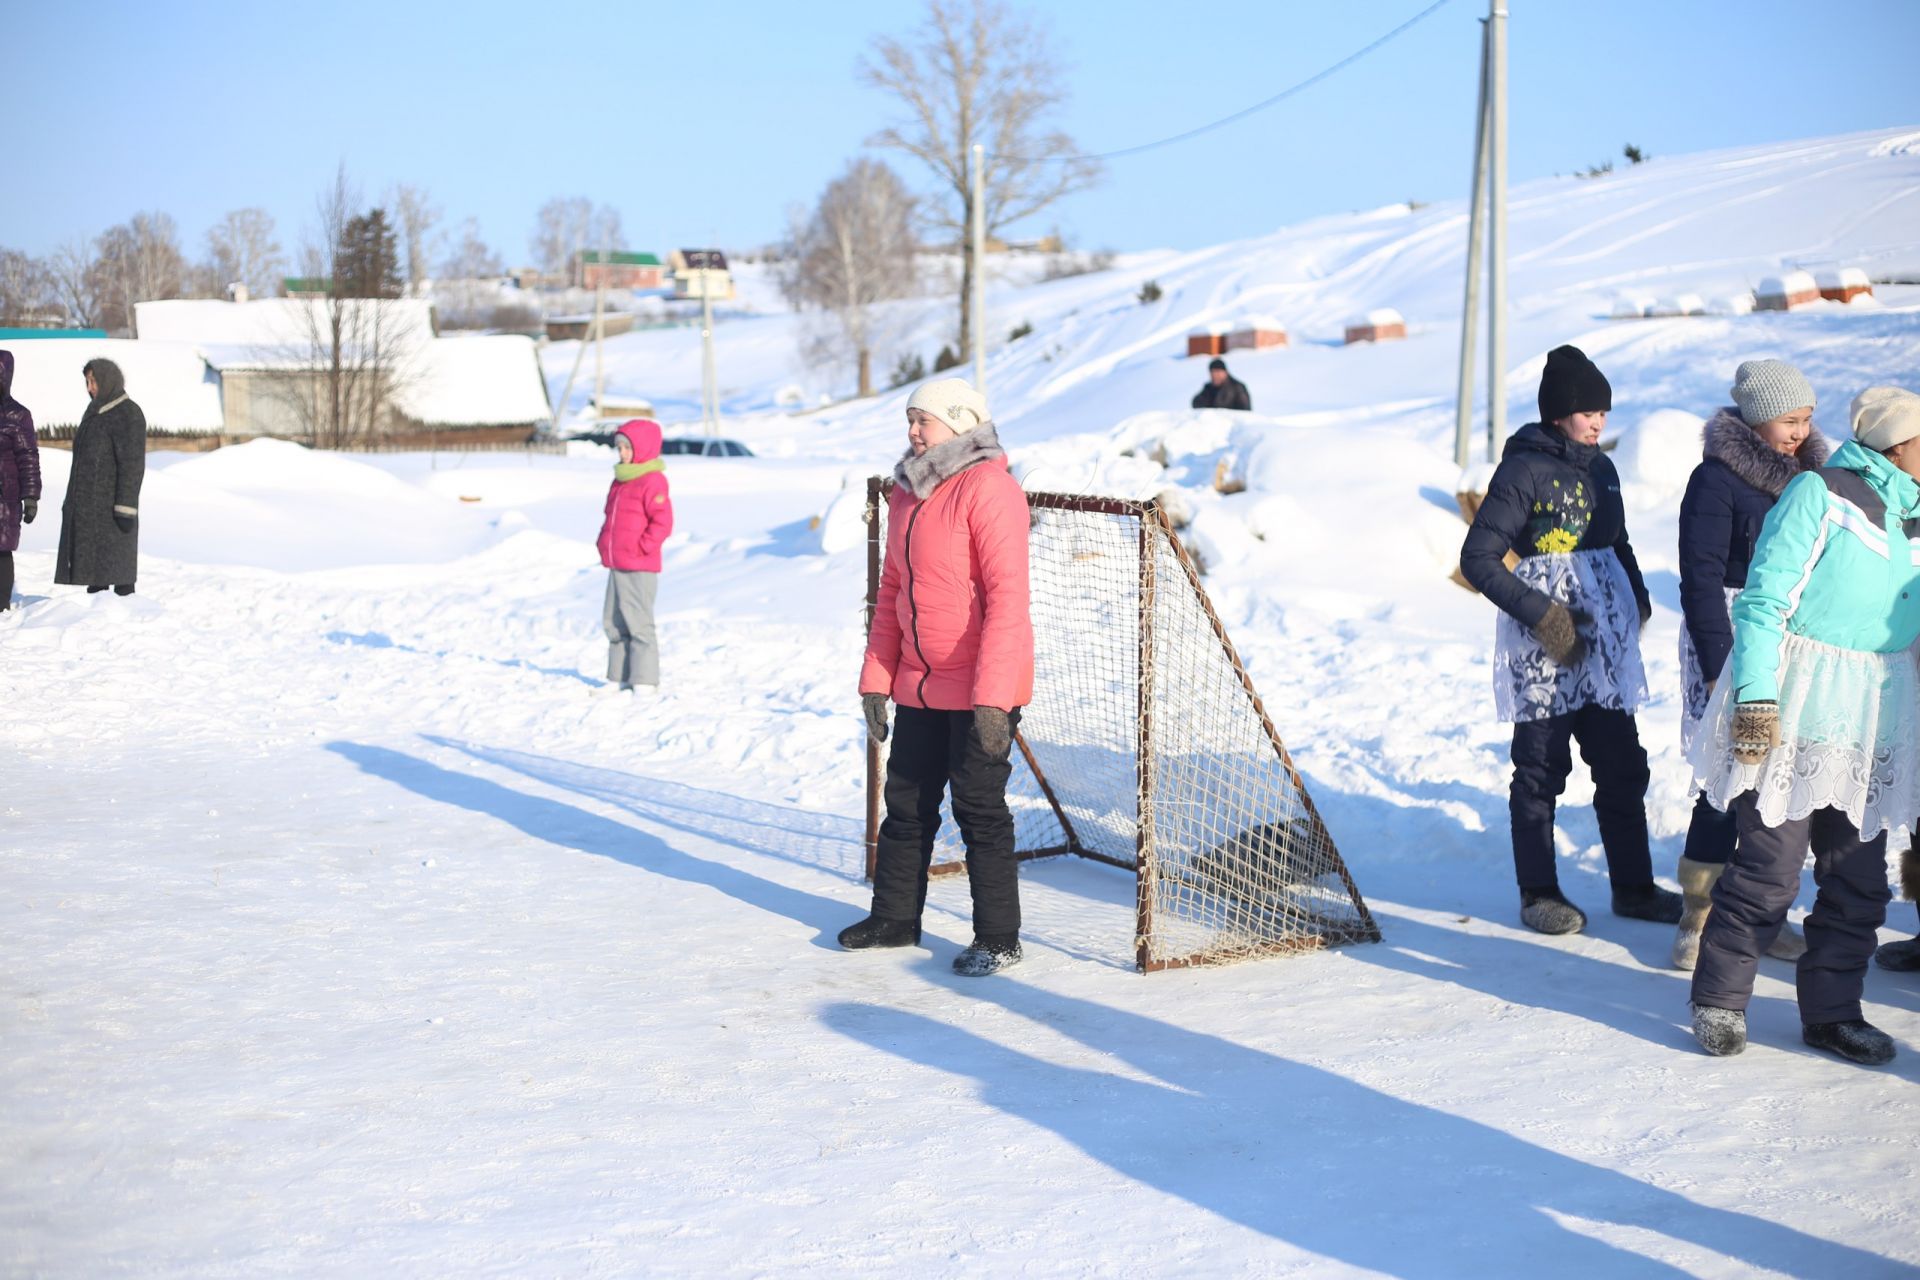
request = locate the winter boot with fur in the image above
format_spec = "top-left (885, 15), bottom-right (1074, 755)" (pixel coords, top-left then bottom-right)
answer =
top-left (952, 935), bottom-right (1022, 976)
top-left (1764, 920), bottom-right (1808, 962)
top-left (1670, 857), bottom-right (1721, 970)
top-left (837, 915), bottom-right (921, 950)
top-left (1612, 882), bottom-right (1684, 924)
top-left (1520, 887), bottom-right (1587, 936)
top-left (1875, 846), bottom-right (1920, 972)
top-left (1802, 1019), bottom-right (1896, 1066)
top-left (1691, 1004), bottom-right (1747, 1056)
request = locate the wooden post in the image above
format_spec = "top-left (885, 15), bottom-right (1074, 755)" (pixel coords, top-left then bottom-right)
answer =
top-left (863, 476), bottom-right (884, 883)
top-left (1134, 509), bottom-right (1158, 971)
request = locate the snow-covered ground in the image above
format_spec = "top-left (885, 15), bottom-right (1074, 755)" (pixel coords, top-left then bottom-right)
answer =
top-left (6, 127), bottom-right (1920, 1276)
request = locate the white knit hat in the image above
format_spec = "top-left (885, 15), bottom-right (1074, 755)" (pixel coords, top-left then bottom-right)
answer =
top-left (1850, 386), bottom-right (1920, 451)
top-left (906, 377), bottom-right (990, 435)
top-left (1730, 358), bottom-right (1815, 427)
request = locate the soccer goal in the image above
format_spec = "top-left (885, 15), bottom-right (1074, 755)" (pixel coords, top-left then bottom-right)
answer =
top-left (863, 477), bottom-right (1380, 972)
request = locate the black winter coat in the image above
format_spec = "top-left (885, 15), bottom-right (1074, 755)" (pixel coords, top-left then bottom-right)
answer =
top-left (55, 393), bottom-right (145, 587)
top-left (1192, 376), bottom-right (1252, 411)
top-left (1677, 407), bottom-right (1829, 683)
top-left (1460, 422), bottom-right (1650, 628)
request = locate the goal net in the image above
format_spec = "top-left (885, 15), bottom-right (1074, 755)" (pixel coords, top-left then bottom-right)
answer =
top-left (863, 478), bottom-right (1379, 971)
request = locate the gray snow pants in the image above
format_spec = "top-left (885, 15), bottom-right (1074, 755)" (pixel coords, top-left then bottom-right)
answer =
top-left (1691, 793), bottom-right (1890, 1025)
top-left (602, 569), bottom-right (659, 687)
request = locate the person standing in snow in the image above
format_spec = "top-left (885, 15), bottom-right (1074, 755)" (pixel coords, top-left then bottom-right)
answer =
top-left (595, 419), bottom-right (672, 692)
top-left (1687, 387), bottom-right (1920, 1066)
top-left (1875, 844), bottom-right (1920, 974)
top-left (842, 377), bottom-right (1035, 976)
top-left (1460, 345), bottom-right (1680, 936)
top-left (1191, 358), bottom-right (1252, 411)
top-left (54, 358), bottom-right (144, 597)
top-left (0, 351), bottom-right (41, 611)
top-left (1670, 360), bottom-right (1828, 969)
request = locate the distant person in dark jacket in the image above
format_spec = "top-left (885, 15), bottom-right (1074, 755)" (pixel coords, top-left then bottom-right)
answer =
top-left (55, 357), bottom-right (145, 596)
top-left (1460, 345), bottom-right (1680, 936)
top-left (0, 350), bottom-right (41, 610)
top-left (1191, 358), bottom-right (1251, 411)
top-left (1669, 359), bottom-right (1827, 970)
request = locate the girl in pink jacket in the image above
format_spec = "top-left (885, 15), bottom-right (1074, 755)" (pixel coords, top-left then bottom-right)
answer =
top-left (595, 419), bottom-right (673, 691)
top-left (841, 378), bottom-right (1035, 976)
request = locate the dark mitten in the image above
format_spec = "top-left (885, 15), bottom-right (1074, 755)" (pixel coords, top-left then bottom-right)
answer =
top-left (1531, 602), bottom-right (1591, 667)
top-left (113, 513), bottom-right (135, 534)
top-left (1638, 599), bottom-right (1653, 628)
top-left (861, 693), bottom-right (890, 743)
top-left (974, 706), bottom-right (1012, 757)
top-left (1732, 701), bottom-right (1779, 766)
top-left (21, 499), bottom-right (35, 523)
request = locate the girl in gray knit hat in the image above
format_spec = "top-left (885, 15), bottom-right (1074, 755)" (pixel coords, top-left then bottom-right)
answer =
top-left (1670, 359), bottom-right (1828, 970)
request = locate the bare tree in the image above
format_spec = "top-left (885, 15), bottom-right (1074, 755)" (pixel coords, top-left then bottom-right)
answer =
top-left (436, 217), bottom-right (509, 330)
top-left (388, 183), bottom-right (443, 291)
top-left (88, 212), bottom-right (187, 335)
top-left (203, 207), bottom-right (285, 298)
top-left (779, 158), bottom-right (919, 397)
top-left (0, 249), bottom-right (61, 325)
top-left (47, 236), bottom-right (101, 327)
top-left (530, 196), bottom-right (625, 281)
top-left (862, 0), bottom-right (1101, 361)
top-left (442, 218), bottom-right (503, 280)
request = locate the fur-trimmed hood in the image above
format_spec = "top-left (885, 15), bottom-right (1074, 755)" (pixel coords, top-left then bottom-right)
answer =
top-left (1702, 406), bottom-right (1829, 497)
top-left (894, 422), bottom-right (1006, 499)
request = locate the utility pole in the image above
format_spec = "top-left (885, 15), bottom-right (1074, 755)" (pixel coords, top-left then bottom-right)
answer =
top-left (1486, 1), bottom-right (1509, 459)
top-left (591, 233), bottom-right (608, 420)
top-left (700, 266), bottom-right (718, 436)
top-left (971, 142), bottom-right (986, 394)
top-left (1452, 15), bottom-right (1492, 469)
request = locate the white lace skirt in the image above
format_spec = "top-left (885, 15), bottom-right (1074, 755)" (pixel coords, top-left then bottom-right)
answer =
top-left (1679, 586), bottom-right (1740, 752)
top-left (1494, 549), bottom-right (1648, 724)
top-left (1688, 631), bottom-right (1920, 840)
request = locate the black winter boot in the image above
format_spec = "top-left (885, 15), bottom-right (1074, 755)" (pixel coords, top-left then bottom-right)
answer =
top-left (1520, 887), bottom-right (1586, 935)
top-left (952, 935), bottom-right (1022, 976)
top-left (1691, 1004), bottom-right (1747, 1056)
top-left (1802, 1019), bottom-right (1896, 1066)
top-left (837, 915), bottom-right (921, 950)
top-left (1875, 937), bottom-right (1920, 972)
top-left (1611, 882), bottom-right (1684, 924)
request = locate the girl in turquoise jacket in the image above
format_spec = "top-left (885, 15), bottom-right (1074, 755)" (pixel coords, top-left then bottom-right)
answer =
top-left (1687, 387), bottom-right (1920, 1066)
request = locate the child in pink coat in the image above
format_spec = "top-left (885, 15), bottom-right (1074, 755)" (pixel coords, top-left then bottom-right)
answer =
top-left (595, 419), bottom-right (673, 690)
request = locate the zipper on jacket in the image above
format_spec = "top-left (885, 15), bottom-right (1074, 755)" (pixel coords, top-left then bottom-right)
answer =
top-left (902, 501), bottom-right (934, 708)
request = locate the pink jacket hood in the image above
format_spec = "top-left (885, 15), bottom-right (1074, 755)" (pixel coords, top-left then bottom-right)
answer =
top-left (616, 418), bottom-right (663, 463)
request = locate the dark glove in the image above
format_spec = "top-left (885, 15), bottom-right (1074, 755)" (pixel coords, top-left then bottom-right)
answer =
top-left (861, 693), bottom-right (889, 743)
top-left (974, 706), bottom-right (1011, 757)
top-left (1732, 701), bottom-right (1779, 766)
top-left (114, 513), bottom-right (135, 534)
top-left (21, 499), bottom-right (35, 523)
top-left (1531, 602), bottom-right (1591, 667)
top-left (1638, 599), bottom-right (1653, 628)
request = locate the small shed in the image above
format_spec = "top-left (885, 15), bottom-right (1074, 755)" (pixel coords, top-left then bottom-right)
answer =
top-left (1344, 308), bottom-right (1406, 344)
top-left (1227, 314), bottom-right (1288, 350)
top-left (1186, 321), bottom-right (1230, 358)
top-left (671, 249), bottom-right (734, 301)
top-left (1815, 267), bottom-right (1872, 304)
top-left (1650, 293), bottom-right (1706, 318)
top-left (1610, 294), bottom-right (1655, 320)
top-left (1755, 272), bottom-right (1819, 312)
top-left (1709, 292), bottom-right (1756, 317)
top-left (574, 251), bottom-right (665, 291)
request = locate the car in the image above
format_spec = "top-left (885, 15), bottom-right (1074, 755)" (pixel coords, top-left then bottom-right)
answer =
top-left (660, 437), bottom-right (755, 458)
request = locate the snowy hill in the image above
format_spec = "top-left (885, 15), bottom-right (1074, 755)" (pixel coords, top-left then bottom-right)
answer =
top-left (6, 127), bottom-right (1920, 1275)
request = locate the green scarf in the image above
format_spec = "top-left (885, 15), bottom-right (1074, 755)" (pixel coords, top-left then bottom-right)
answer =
top-left (614, 459), bottom-right (664, 482)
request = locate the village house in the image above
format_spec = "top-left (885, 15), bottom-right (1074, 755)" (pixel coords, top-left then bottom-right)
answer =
top-left (573, 250), bottom-right (666, 291)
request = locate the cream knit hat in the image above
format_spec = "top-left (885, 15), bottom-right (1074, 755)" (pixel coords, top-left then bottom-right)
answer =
top-left (1850, 386), bottom-right (1920, 451)
top-left (906, 377), bottom-right (990, 435)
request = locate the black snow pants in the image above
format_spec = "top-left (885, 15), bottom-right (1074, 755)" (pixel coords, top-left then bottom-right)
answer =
top-left (870, 704), bottom-right (1022, 940)
top-left (1509, 704), bottom-right (1653, 893)
top-left (1681, 791), bottom-right (1738, 865)
top-left (1692, 795), bottom-right (1890, 1024)
top-left (0, 551), bottom-right (12, 609)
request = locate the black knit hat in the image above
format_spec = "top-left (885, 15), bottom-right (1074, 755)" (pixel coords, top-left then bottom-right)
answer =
top-left (1208, 357), bottom-right (1227, 372)
top-left (1536, 345), bottom-right (1611, 422)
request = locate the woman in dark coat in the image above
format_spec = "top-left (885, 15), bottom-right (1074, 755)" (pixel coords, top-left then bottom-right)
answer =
top-left (0, 349), bottom-right (42, 610)
top-left (1670, 359), bottom-right (1827, 969)
top-left (1460, 345), bottom-right (1681, 935)
top-left (55, 357), bottom-right (145, 595)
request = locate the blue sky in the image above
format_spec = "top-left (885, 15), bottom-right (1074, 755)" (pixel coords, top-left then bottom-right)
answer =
top-left (11, 0), bottom-right (1919, 266)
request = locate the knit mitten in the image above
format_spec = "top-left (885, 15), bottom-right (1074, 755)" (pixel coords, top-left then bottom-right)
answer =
top-left (1731, 701), bottom-right (1779, 766)
top-left (974, 706), bottom-right (1011, 756)
top-left (113, 513), bottom-right (135, 534)
top-left (21, 499), bottom-right (35, 523)
top-left (861, 693), bottom-right (890, 743)
top-left (1531, 603), bottom-right (1590, 667)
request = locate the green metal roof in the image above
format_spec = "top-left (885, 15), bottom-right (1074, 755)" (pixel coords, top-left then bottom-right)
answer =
top-left (282, 277), bottom-right (332, 293)
top-left (0, 327), bottom-right (108, 339)
top-left (576, 251), bottom-right (661, 266)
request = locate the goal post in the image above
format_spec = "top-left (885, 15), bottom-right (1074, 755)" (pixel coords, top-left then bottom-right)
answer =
top-left (863, 476), bottom-right (1380, 971)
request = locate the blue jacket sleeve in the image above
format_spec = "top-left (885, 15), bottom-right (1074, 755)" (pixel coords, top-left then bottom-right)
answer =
top-left (1730, 472), bottom-right (1827, 703)
top-left (1460, 459), bottom-right (1552, 627)
top-left (1677, 463), bottom-right (1735, 682)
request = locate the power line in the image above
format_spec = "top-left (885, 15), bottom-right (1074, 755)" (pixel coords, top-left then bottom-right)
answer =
top-left (996, 0), bottom-right (1456, 164)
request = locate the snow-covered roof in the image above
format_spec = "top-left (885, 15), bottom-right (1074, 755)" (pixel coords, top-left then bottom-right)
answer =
top-left (1346, 308), bottom-right (1404, 328)
top-left (1610, 294), bottom-right (1655, 319)
top-left (392, 335), bottom-right (551, 427)
top-left (1189, 321), bottom-right (1233, 337)
top-left (1757, 271), bottom-right (1817, 296)
top-left (135, 298), bottom-right (434, 353)
top-left (4, 338), bottom-right (222, 433)
top-left (1814, 267), bottom-right (1870, 289)
top-left (1709, 292), bottom-right (1755, 316)
top-left (1654, 293), bottom-right (1705, 316)
top-left (1232, 314), bottom-right (1286, 332)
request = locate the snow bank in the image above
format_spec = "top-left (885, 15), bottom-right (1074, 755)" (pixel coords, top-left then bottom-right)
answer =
top-left (1609, 408), bottom-right (1703, 501)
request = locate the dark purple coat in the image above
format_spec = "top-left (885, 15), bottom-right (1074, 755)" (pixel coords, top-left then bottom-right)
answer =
top-left (0, 350), bottom-right (42, 554)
